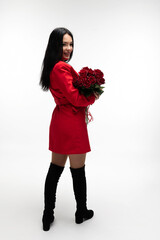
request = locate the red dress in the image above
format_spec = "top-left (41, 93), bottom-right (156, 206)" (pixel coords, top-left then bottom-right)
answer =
top-left (49, 61), bottom-right (95, 154)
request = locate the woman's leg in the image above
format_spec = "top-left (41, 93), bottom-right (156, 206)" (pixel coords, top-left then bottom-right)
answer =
top-left (42, 152), bottom-right (68, 231)
top-left (69, 153), bottom-right (86, 169)
top-left (69, 154), bottom-right (94, 224)
top-left (51, 152), bottom-right (68, 167)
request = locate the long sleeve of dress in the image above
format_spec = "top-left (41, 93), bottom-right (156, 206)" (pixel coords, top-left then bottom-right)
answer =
top-left (50, 61), bottom-right (95, 107)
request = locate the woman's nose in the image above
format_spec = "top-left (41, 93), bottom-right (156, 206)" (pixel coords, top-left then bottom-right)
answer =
top-left (67, 44), bottom-right (72, 50)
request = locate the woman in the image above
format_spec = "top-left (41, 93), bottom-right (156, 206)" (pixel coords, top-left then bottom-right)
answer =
top-left (40, 27), bottom-right (99, 231)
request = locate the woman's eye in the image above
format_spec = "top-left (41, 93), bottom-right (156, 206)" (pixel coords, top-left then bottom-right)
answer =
top-left (62, 43), bottom-right (73, 47)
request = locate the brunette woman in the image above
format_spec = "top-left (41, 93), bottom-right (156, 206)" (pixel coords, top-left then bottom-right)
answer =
top-left (40, 27), bottom-right (99, 231)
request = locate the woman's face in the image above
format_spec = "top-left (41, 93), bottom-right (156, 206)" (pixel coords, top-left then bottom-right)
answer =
top-left (62, 33), bottom-right (73, 61)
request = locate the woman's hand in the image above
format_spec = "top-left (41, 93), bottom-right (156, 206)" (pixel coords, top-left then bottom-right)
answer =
top-left (94, 92), bottom-right (100, 100)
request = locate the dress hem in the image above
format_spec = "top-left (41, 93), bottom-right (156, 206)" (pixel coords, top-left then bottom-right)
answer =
top-left (48, 147), bottom-right (91, 155)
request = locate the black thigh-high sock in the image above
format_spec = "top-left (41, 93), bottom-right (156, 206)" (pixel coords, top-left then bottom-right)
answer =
top-left (70, 165), bottom-right (94, 224)
top-left (42, 162), bottom-right (64, 231)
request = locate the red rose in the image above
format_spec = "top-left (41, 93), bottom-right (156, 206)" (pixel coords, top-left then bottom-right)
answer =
top-left (88, 68), bottom-right (94, 75)
top-left (79, 67), bottom-right (94, 77)
top-left (78, 78), bottom-right (84, 87)
top-left (80, 72), bottom-right (88, 78)
top-left (79, 67), bottom-right (89, 77)
top-left (94, 69), bottom-right (104, 79)
top-left (88, 76), bottom-right (96, 85)
top-left (83, 78), bottom-right (92, 88)
top-left (97, 77), bottom-right (105, 85)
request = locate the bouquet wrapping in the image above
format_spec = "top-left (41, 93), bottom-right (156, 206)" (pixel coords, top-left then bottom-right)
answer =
top-left (73, 67), bottom-right (105, 124)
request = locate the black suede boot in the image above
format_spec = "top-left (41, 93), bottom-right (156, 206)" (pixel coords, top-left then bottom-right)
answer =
top-left (42, 163), bottom-right (64, 231)
top-left (70, 165), bottom-right (94, 224)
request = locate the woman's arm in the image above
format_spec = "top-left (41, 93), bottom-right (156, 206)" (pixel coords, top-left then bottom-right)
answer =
top-left (50, 62), bottom-right (95, 107)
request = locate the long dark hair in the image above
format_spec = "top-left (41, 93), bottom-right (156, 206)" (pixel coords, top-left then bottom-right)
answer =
top-left (39, 27), bottom-right (74, 91)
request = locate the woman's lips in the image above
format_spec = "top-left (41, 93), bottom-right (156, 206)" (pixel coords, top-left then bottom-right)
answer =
top-left (64, 52), bottom-right (70, 56)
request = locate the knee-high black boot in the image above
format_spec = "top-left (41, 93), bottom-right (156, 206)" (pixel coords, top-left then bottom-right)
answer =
top-left (42, 162), bottom-right (64, 231)
top-left (70, 165), bottom-right (94, 224)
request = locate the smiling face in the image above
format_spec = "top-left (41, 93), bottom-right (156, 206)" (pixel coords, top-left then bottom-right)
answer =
top-left (62, 33), bottom-right (73, 61)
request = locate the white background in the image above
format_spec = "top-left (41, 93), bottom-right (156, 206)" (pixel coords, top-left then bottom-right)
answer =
top-left (0, 0), bottom-right (160, 239)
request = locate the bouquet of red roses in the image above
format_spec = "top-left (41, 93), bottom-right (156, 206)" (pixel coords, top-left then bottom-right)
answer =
top-left (73, 67), bottom-right (105, 97)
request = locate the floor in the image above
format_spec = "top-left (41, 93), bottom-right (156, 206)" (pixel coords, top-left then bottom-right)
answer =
top-left (1, 150), bottom-right (160, 240)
